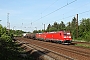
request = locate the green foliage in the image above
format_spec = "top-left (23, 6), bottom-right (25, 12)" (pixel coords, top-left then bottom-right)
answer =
top-left (33, 29), bottom-right (44, 33)
top-left (0, 37), bottom-right (35, 60)
top-left (46, 21), bottom-right (66, 32)
top-left (78, 18), bottom-right (90, 41)
top-left (1, 34), bottom-right (12, 42)
top-left (0, 24), bottom-right (3, 36)
top-left (66, 18), bottom-right (90, 42)
top-left (49, 27), bottom-right (57, 32)
top-left (84, 31), bottom-right (90, 42)
top-left (33, 18), bottom-right (90, 42)
top-left (9, 30), bottom-right (24, 37)
top-left (33, 30), bottom-right (38, 33)
top-left (47, 24), bottom-right (51, 32)
top-left (0, 24), bottom-right (35, 60)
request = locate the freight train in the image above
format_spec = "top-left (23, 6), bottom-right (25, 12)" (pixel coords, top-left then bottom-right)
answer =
top-left (24, 31), bottom-right (72, 44)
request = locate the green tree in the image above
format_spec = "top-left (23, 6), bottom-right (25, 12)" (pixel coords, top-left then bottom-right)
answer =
top-left (53, 22), bottom-right (58, 29)
top-left (70, 17), bottom-right (77, 39)
top-left (47, 24), bottom-right (51, 32)
top-left (33, 30), bottom-right (38, 33)
top-left (78, 18), bottom-right (90, 41)
top-left (59, 21), bottom-right (66, 30)
top-left (66, 22), bottom-right (71, 31)
top-left (49, 27), bottom-right (57, 32)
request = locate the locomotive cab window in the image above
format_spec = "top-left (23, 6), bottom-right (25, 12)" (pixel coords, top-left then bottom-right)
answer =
top-left (64, 34), bottom-right (67, 36)
top-left (64, 33), bottom-right (70, 36)
top-left (60, 33), bottom-right (61, 35)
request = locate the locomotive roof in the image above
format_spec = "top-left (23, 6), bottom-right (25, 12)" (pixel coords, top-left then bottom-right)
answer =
top-left (36, 31), bottom-right (70, 34)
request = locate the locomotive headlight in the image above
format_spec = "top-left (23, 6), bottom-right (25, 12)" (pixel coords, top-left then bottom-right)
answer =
top-left (69, 36), bottom-right (71, 38)
top-left (64, 36), bottom-right (66, 38)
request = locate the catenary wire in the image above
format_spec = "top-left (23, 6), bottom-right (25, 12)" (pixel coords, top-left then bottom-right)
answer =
top-left (32, 0), bottom-right (77, 23)
top-left (45, 10), bottom-right (90, 26)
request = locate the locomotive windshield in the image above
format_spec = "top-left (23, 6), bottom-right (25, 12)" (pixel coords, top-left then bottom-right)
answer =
top-left (64, 32), bottom-right (71, 38)
top-left (64, 33), bottom-right (70, 36)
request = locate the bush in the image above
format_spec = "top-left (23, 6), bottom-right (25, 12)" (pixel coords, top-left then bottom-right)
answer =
top-left (1, 34), bottom-right (12, 42)
top-left (85, 34), bottom-right (90, 42)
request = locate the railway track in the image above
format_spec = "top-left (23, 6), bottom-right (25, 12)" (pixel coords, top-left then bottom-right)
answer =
top-left (16, 37), bottom-right (90, 60)
top-left (33, 40), bottom-right (90, 57)
top-left (17, 40), bottom-right (74, 60)
top-left (29, 39), bottom-right (90, 60)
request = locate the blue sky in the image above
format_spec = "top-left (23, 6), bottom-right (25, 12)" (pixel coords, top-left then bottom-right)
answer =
top-left (0, 0), bottom-right (90, 32)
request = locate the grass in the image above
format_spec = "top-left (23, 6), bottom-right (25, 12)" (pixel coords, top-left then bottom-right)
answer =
top-left (75, 44), bottom-right (90, 48)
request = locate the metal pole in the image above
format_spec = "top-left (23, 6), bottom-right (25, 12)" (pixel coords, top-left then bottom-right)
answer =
top-left (76, 14), bottom-right (78, 39)
top-left (44, 24), bottom-right (45, 32)
top-left (7, 13), bottom-right (10, 34)
top-left (7, 13), bottom-right (9, 29)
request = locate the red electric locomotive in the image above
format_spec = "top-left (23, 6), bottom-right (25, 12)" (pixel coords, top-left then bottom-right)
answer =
top-left (36, 31), bottom-right (72, 44)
